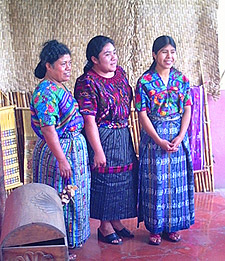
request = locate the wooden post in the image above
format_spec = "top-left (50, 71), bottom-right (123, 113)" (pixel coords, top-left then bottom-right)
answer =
top-left (200, 60), bottom-right (214, 191)
top-left (0, 126), bottom-right (6, 236)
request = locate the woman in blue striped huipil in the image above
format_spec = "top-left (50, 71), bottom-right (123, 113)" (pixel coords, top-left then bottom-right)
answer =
top-left (31, 40), bottom-right (91, 249)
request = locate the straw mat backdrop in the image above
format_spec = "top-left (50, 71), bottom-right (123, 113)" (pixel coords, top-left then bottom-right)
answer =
top-left (0, 0), bottom-right (220, 97)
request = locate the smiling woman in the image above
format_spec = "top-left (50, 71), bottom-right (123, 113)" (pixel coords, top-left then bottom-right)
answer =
top-left (135, 35), bottom-right (195, 245)
top-left (30, 40), bottom-right (91, 250)
top-left (74, 35), bottom-right (138, 246)
top-left (45, 54), bottom-right (72, 85)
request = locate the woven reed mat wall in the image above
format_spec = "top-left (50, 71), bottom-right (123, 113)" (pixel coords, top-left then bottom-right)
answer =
top-left (0, 0), bottom-right (220, 98)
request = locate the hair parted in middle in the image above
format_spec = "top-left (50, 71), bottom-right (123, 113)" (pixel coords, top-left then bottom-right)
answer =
top-left (149, 35), bottom-right (176, 71)
top-left (83, 35), bottom-right (114, 74)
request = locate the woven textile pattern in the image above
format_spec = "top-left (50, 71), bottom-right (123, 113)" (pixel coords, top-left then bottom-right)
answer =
top-left (0, 0), bottom-right (219, 98)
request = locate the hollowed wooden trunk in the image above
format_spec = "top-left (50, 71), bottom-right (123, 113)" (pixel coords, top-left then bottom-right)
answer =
top-left (0, 183), bottom-right (69, 261)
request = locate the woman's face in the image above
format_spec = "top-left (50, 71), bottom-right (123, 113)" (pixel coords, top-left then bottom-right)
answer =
top-left (92, 43), bottom-right (118, 76)
top-left (153, 44), bottom-right (177, 71)
top-left (46, 54), bottom-right (71, 83)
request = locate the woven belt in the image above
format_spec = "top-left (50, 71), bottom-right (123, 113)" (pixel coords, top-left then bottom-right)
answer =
top-left (98, 121), bottom-right (128, 129)
top-left (60, 131), bottom-right (80, 139)
top-left (148, 114), bottom-right (181, 122)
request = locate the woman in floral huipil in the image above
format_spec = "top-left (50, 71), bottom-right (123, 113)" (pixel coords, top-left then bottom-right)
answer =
top-left (135, 35), bottom-right (195, 245)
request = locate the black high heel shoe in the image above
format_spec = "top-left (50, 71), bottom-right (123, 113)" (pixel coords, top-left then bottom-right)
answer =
top-left (97, 228), bottom-right (123, 245)
top-left (114, 227), bottom-right (134, 238)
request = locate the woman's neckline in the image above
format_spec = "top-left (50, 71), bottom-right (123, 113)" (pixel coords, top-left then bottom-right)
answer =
top-left (42, 79), bottom-right (69, 92)
top-left (89, 67), bottom-right (118, 80)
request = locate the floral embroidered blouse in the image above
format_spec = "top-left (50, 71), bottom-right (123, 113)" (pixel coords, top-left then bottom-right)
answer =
top-left (135, 67), bottom-right (192, 116)
top-left (74, 66), bottom-right (132, 128)
top-left (30, 80), bottom-right (84, 139)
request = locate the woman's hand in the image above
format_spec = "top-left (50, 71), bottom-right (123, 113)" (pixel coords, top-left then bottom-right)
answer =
top-left (93, 150), bottom-right (106, 168)
top-left (139, 111), bottom-right (178, 153)
top-left (41, 125), bottom-right (72, 179)
top-left (158, 138), bottom-right (178, 152)
top-left (171, 135), bottom-right (182, 150)
top-left (58, 158), bottom-right (72, 179)
top-left (83, 115), bottom-right (107, 169)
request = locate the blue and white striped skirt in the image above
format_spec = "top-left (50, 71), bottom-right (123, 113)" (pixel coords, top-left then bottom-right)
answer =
top-left (33, 131), bottom-right (91, 248)
top-left (138, 114), bottom-right (195, 233)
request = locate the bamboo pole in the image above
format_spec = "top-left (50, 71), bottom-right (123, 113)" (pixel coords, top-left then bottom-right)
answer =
top-left (12, 92), bottom-right (18, 106)
top-left (21, 92), bottom-right (27, 107)
top-left (27, 91), bottom-right (32, 106)
top-left (25, 92), bottom-right (30, 107)
top-left (198, 172), bottom-right (203, 192)
top-left (130, 106), bottom-right (139, 156)
top-left (204, 169), bottom-right (209, 191)
top-left (16, 92), bottom-right (22, 107)
top-left (8, 92), bottom-right (14, 105)
top-left (0, 91), bottom-right (2, 107)
top-left (4, 93), bottom-right (10, 106)
top-left (194, 171), bottom-right (199, 192)
top-left (200, 60), bottom-right (214, 191)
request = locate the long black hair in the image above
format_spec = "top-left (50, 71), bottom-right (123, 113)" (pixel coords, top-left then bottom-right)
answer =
top-left (149, 35), bottom-right (176, 71)
top-left (34, 40), bottom-right (71, 79)
top-left (83, 35), bottom-right (114, 74)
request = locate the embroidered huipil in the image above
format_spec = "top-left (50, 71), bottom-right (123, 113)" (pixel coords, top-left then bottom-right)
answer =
top-left (75, 66), bottom-right (132, 128)
top-left (135, 67), bottom-right (192, 116)
top-left (30, 80), bottom-right (84, 138)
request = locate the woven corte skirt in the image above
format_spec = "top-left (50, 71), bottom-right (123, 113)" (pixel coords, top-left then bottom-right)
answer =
top-left (138, 115), bottom-right (195, 233)
top-left (89, 127), bottom-right (138, 220)
top-left (33, 131), bottom-right (91, 248)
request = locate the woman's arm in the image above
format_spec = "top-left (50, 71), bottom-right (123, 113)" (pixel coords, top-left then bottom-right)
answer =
top-left (139, 111), bottom-right (176, 152)
top-left (41, 125), bottom-right (72, 179)
top-left (83, 115), bottom-right (106, 168)
top-left (171, 105), bottom-right (191, 148)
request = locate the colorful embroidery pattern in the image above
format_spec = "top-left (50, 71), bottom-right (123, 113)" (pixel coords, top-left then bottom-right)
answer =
top-left (135, 68), bottom-right (192, 116)
top-left (31, 80), bottom-right (84, 138)
top-left (75, 66), bottom-right (132, 127)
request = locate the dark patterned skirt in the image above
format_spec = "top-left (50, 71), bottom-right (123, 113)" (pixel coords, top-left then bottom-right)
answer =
top-left (88, 127), bottom-right (138, 220)
top-left (138, 114), bottom-right (195, 233)
top-left (33, 131), bottom-right (91, 248)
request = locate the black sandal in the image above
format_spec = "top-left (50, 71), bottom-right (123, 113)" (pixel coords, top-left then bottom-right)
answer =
top-left (98, 228), bottom-right (122, 245)
top-left (114, 227), bottom-right (134, 238)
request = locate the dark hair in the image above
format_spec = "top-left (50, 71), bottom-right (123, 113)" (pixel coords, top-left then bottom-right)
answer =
top-left (83, 35), bottom-right (114, 73)
top-left (149, 35), bottom-right (176, 71)
top-left (34, 40), bottom-right (71, 79)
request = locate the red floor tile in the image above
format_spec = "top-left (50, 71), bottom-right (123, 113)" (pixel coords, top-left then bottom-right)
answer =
top-left (70, 191), bottom-right (225, 261)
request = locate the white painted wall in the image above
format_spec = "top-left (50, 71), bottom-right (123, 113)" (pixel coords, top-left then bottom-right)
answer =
top-left (218, 0), bottom-right (225, 89)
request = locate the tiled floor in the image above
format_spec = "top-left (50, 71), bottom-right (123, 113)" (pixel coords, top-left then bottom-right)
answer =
top-left (70, 191), bottom-right (225, 261)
